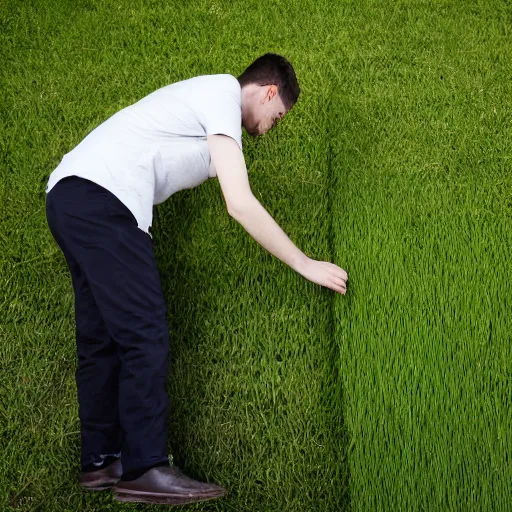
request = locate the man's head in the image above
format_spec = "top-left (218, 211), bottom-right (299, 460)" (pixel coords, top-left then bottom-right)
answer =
top-left (238, 53), bottom-right (300, 137)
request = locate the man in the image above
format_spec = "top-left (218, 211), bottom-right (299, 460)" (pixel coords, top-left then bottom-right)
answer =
top-left (45, 53), bottom-right (348, 505)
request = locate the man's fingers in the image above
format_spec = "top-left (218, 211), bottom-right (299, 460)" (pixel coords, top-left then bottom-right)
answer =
top-left (332, 277), bottom-right (347, 292)
top-left (333, 275), bottom-right (347, 287)
top-left (334, 285), bottom-right (346, 294)
top-left (326, 263), bottom-right (348, 281)
top-left (310, 260), bottom-right (348, 294)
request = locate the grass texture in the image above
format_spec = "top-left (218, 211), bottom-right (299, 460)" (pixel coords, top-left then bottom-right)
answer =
top-left (1, 0), bottom-right (510, 511)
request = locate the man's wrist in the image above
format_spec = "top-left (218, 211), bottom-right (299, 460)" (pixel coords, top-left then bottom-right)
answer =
top-left (293, 253), bottom-right (309, 276)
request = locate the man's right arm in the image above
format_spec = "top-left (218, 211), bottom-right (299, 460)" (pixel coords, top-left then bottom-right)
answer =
top-left (207, 134), bottom-right (347, 294)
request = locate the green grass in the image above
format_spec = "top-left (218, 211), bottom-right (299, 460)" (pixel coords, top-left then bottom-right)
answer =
top-left (1, 0), bottom-right (511, 511)
top-left (329, 4), bottom-right (512, 510)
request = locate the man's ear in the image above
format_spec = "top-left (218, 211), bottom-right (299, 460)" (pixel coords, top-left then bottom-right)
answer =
top-left (263, 84), bottom-right (278, 103)
top-left (269, 84), bottom-right (278, 100)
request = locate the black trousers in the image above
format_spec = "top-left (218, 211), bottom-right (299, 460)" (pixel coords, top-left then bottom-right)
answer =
top-left (46, 176), bottom-right (170, 475)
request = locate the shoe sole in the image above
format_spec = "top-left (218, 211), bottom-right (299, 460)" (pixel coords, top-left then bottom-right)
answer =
top-left (80, 477), bottom-right (121, 491)
top-left (81, 481), bottom-right (119, 491)
top-left (82, 483), bottom-right (117, 491)
top-left (114, 490), bottom-right (226, 505)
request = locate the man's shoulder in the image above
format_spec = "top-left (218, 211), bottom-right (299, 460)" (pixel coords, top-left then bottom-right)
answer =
top-left (138, 74), bottom-right (240, 111)
top-left (189, 73), bottom-right (238, 84)
top-left (166, 74), bottom-right (239, 94)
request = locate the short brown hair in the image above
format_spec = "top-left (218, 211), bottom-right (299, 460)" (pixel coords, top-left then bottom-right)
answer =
top-left (238, 53), bottom-right (300, 110)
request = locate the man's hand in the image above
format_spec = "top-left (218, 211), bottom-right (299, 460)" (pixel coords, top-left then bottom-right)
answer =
top-left (298, 258), bottom-right (348, 295)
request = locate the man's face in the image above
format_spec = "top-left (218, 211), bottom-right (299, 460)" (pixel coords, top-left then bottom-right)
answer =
top-left (244, 85), bottom-right (288, 137)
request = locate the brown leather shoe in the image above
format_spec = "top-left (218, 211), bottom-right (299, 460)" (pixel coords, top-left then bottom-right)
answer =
top-left (114, 466), bottom-right (227, 504)
top-left (79, 458), bottom-right (123, 491)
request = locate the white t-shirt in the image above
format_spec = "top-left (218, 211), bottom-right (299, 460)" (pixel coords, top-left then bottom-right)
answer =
top-left (45, 74), bottom-right (243, 235)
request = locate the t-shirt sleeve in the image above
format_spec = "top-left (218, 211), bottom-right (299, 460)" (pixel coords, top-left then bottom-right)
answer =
top-left (197, 77), bottom-right (243, 151)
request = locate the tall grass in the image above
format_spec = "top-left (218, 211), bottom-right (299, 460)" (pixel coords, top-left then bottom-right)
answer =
top-left (330, 2), bottom-right (512, 511)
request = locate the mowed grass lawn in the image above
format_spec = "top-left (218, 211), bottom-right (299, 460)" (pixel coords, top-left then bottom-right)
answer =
top-left (1, 1), bottom-right (511, 511)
